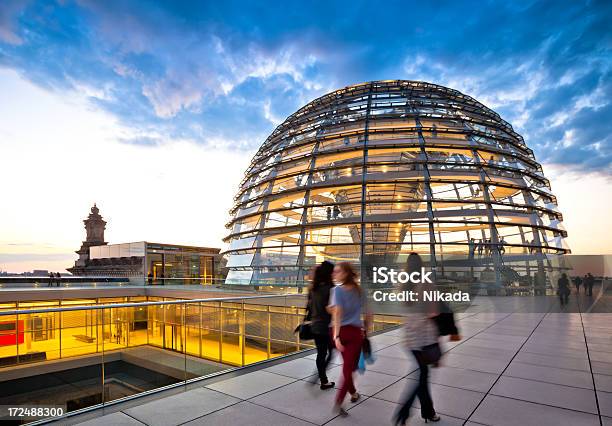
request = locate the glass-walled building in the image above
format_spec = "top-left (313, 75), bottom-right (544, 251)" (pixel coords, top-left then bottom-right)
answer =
top-left (223, 80), bottom-right (570, 290)
top-left (87, 242), bottom-right (221, 284)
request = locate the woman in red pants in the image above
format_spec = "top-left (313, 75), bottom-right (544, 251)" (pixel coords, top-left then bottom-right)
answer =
top-left (328, 262), bottom-right (370, 417)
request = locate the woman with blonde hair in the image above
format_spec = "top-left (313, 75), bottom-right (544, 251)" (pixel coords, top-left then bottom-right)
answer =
top-left (328, 262), bottom-right (370, 417)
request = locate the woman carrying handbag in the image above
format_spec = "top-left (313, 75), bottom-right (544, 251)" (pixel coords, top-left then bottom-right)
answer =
top-left (394, 253), bottom-right (442, 425)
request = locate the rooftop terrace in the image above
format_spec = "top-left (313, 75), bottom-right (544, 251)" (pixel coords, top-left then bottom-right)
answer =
top-left (54, 302), bottom-right (612, 426)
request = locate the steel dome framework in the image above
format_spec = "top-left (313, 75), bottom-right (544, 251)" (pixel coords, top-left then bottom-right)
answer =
top-left (223, 80), bottom-right (569, 288)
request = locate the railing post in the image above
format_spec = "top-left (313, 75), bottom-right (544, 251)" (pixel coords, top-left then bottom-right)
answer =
top-left (101, 307), bottom-right (105, 405)
top-left (182, 302), bottom-right (187, 383)
top-left (219, 302), bottom-right (223, 363)
top-left (266, 305), bottom-right (271, 359)
top-left (241, 301), bottom-right (245, 367)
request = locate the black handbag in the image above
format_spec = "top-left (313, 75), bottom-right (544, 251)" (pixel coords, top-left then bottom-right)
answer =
top-left (362, 336), bottom-right (372, 358)
top-left (294, 322), bottom-right (314, 340)
top-left (432, 302), bottom-right (459, 336)
top-left (419, 343), bottom-right (442, 365)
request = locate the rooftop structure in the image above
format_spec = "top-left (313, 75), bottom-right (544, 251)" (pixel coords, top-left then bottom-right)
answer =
top-left (223, 80), bottom-right (570, 288)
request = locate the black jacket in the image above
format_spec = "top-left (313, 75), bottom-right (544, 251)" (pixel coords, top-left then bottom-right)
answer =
top-left (307, 282), bottom-right (333, 334)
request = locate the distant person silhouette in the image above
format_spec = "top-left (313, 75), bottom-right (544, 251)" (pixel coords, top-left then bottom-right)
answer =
top-left (558, 273), bottom-right (570, 305)
top-left (468, 238), bottom-right (476, 260)
top-left (498, 238), bottom-right (506, 255)
top-left (573, 276), bottom-right (582, 295)
top-left (148, 272), bottom-right (153, 286)
top-left (327, 207), bottom-right (332, 221)
top-left (48, 272), bottom-right (54, 287)
top-left (333, 205), bottom-right (340, 220)
top-left (585, 273), bottom-right (595, 296)
top-left (56, 272), bottom-right (61, 287)
top-left (477, 240), bottom-right (483, 258)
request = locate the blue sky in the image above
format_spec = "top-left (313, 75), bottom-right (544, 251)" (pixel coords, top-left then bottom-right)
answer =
top-left (0, 0), bottom-right (611, 272)
top-left (1, 0), bottom-right (610, 170)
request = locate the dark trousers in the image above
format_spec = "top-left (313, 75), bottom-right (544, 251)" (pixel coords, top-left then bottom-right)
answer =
top-left (396, 351), bottom-right (435, 422)
top-left (560, 292), bottom-right (569, 305)
top-left (335, 325), bottom-right (363, 405)
top-left (313, 332), bottom-right (333, 384)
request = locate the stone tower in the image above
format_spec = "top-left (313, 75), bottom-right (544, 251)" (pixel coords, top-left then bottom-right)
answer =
top-left (68, 204), bottom-right (108, 274)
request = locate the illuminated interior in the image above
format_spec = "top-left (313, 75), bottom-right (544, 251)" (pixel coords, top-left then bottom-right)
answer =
top-left (223, 80), bottom-right (570, 287)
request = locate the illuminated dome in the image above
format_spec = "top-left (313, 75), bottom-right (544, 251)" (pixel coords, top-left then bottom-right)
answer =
top-left (223, 80), bottom-right (569, 287)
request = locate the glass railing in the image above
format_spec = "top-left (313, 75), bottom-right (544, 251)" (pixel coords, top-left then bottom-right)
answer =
top-left (0, 294), bottom-right (401, 423)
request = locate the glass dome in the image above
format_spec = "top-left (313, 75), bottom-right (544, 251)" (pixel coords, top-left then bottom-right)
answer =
top-left (223, 80), bottom-right (569, 288)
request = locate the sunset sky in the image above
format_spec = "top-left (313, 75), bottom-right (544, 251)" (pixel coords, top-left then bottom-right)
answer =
top-left (0, 0), bottom-right (610, 273)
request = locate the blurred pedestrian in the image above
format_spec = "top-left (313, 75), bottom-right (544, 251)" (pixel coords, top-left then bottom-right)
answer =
top-left (307, 261), bottom-right (336, 390)
top-left (573, 276), bottom-right (582, 294)
top-left (394, 253), bottom-right (441, 425)
top-left (329, 262), bottom-right (370, 417)
top-left (558, 273), bottom-right (570, 305)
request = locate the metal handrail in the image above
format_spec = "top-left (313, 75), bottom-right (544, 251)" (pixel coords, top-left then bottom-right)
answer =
top-left (0, 294), bottom-right (297, 316)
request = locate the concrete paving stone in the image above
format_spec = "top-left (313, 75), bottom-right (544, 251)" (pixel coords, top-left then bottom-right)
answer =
top-left (490, 376), bottom-right (598, 414)
top-left (329, 396), bottom-right (465, 426)
top-left (469, 394), bottom-right (600, 426)
top-left (586, 336), bottom-right (612, 345)
top-left (249, 380), bottom-right (364, 424)
top-left (442, 352), bottom-right (509, 374)
top-left (264, 357), bottom-right (320, 379)
top-left (304, 351), bottom-right (342, 365)
top-left (587, 342), bottom-right (612, 353)
top-left (520, 342), bottom-right (587, 359)
top-left (326, 396), bottom-right (400, 426)
top-left (307, 364), bottom-right (401, 396)
top-left (375, 378), bottom-right (484, 419)
top-left (205, 370), bottom-right (296, 399)
top-left (464, 337), bottom-right (524, 351)
top-left (603, 416), bottom-right (612, 426)
top-left (182, 401), bottom-right (312, 426)
top-left (76, 412), bottom-right (145, 426)
top-left (375, 344), bottom-right (412, 360)
top-left (598, 390), bottom-right (612, 417)
top-left (408, 366), bottom-right (497, 393)
top-left (450, 343), bottom-right (516, 361)
top-left (369, 334), bottom-right (404, 349)
top-left (123, 387), bottom-right (240, 426)
top-left (504, 361), bottom-right (594, 389)
top-left (589, 350), bottom-right (612, 363)
top-left (513, 351), bottom-right (591, 371)
top-left (411, 381), bottom-right (485, 419)
top-left (365, 354), bottom-right (418, 377)
top-left (594, 373), bottom-right (612, 392)
top-left (477, 331), bottom-right (530, 342)
top-left (592, 360), bottom-right (612, 375)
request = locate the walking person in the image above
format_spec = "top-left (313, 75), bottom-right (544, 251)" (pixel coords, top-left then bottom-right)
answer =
top-left (329, 262), bottom-right (370, 417)
top-left (477, 240), bottom-right (483, 258)
top-left (558, 273), bottom-right (570, 306)
top-left (573, 276), bottom-right (582, 295)
top-left (468, 238), bottom-right (476, 260)
top-left (48, 272), bottom-right (54, 287)
top-left (585, 273), bottom-right (595, 296)
top-left (395, 253), bottom-right (441, 425)
top-left (307, 261), bottom-right (335, 390)
top-left (55, 272), bottom-right (62, 287)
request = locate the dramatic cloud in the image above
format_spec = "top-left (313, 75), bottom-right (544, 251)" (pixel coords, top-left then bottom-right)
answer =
top-left (0, 0), bottom-right (610, 172)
